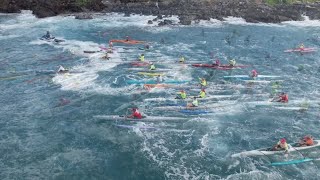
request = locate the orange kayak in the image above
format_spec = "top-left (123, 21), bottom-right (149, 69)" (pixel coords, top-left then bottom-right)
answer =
top-left (110, 39), bottom-right (146, 45)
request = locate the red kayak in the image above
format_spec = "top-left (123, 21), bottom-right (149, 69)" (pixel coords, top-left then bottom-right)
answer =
top-left (284, 47), bottom-right (316, 53)
top-left (192, 63), bottom-right (249, 69)
top-left (110, 39), bottom-right (146, 45)
top-left (131, 62), bottom-right (151, 66)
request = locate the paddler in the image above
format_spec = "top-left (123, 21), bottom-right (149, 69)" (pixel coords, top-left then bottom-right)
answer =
top-left (126, 36), bottom-right (130, 41)
top-left (176, 90), bottom-right (187, 99)
top-left (272, 138), bottom-right (289, 153)
top-left (57, 65), bottom-right (68, 73)
top-left (109, 41), bottom-right (113, 48)
top-left (229, 59), bottom-right (236, 67)
top-left (198, 89), bottom-right (206, 98)
top-left (139, 54), bottom-right (145, 62)
top-left (213, 59), bottom-right (220, 66)
top-left (144, 44), bottom-right (150, 50)
top-left (199, 78), bottom-right (207, 88)
top-left (42, 31), bottom-right (53, 39)
top-left (156, 75), bottom-right (163, 83)
top-left (299, 135), bottom-right (314, 147)
top-left (102, 52), bottom-right (110, 60)
top-left (299, 43), bottom-right (305, 50)
top-left (272, 92), bottom-right (288, 103)
top-left (251, 69), bottom-right (258, 78)
top-left (179, 56), bottom-right (185, 63)
top-left (188, 97), bottom-right (199, 107)
top-left (127, 107), bottom-right (142, 119)
top-left (149, 62), bottom-right (156, 70)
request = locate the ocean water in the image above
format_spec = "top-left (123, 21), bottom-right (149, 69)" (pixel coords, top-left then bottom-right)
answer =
top-left (1, 11), bottom-right (320, 179)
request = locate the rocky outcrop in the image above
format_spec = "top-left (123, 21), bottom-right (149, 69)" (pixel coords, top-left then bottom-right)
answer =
top-left (1, 0), bottom-right (320, 24)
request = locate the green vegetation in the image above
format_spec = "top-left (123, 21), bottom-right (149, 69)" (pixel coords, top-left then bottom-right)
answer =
top-left (266, 0), bottom-right (319, 5)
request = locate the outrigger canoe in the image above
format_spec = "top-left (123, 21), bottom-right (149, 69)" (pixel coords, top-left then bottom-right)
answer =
top-left (138, 72), bottom-right (164, 76)
top-left (231, 140), bottom-right (320, 157)
top-left (126, 79), bottom-right (189, 85)
top-left (284, 47), bottom-right (316, 53)
top-left (110, 39), bottom-right (146, 45)
top-left (153, 101), bottom-right (236, 111)
top-left (126, 68), bottom-right (172, 72)
top-left (94, 115), bottom-right (187, 122)
top-left (224, 75), bottom-right (281, 80)
top-left (143, 95), bottom-right (234, 102)
top-left (192, 64), bottom-right (249, 69)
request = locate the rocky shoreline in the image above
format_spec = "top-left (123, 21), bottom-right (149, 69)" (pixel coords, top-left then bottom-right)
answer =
top-left (1, 0), bottom-right (320, 24)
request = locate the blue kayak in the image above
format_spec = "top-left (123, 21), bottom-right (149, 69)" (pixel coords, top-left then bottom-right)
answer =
top-left (223, 75), bottom-right (280, 81)
top-left (126, 79), bottom-right (190, 85)
top-left (270, 158), bottom-right (313, 166)
top-left (179, 110), bottom-right (212, 115)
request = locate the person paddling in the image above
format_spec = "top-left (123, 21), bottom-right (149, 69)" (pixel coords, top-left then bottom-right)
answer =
top-left (149, 62), bottom-right (156, 70)
top-left (299, 135), bottom-right (314, 147)
top-left (156, 75), bottom-right (163, 83)
top-left (127, 107), bottom-right (142, 119)
top-left (199, 78), bottom-right (207, 88)
top-left (213, 59), bottom-right (220, 66)
top-left (251, 69), bottom-right (258, 78)
top-left (198, 89), bottom-right (206, 98)
top-left (139, 54), bottom-right (145, 62)
top-left (272, 92), bottom-right (288, 103)
top-left (272, 138), bottom-right (289, 153)
top-left (57, 65), bottom-right (68, 73)
top-left (229, 59), bottom-right (236, 67)
top-left (179, 56), bottom-right (185, 63)
top-left (188, 97), bottom-right (199, 107)
top-left (176, 90), bottom-right (187, 99)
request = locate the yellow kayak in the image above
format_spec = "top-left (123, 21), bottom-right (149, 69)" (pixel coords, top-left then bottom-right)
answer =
top-left (137, 72), bottom-right (164, 76)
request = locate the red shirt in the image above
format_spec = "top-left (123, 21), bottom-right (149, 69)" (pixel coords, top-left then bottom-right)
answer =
top-left (132, 110), bottom-right (142, 119)
top-left (281, 94), bottom-right (288, 102)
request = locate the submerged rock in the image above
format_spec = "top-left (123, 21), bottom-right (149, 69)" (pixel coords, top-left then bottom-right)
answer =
top-left (75, 13), bottom-right (93, 20)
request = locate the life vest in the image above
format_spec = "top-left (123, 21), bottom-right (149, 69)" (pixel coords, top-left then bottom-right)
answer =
top-left (199, 91), bottom-right (206, 98)
top-left (304, 137), bottom-right (314, 146)
top-left (139, 55), bottom-right (145, 62)
top-left (192, 99), bottom-right (199, 107)
top-left (180, 92), bottom-right (187, 99)
top-left (200, 80), bottom-right (207, 86)
top-left (229, 59), bottom-right (236, 66)
top-left (133, 110), bottom-right (142, 119)
top-left (150, 64), bottom-right (156, 70)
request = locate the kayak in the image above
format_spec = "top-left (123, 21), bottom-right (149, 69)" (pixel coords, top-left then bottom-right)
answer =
top-left (270, 158), bottom-right (314, 166)
top-left (83, 50), bottom-right (100, 53)
top-left (284, 47), bottom-right (316, 53)
top-left (231, 140), bottom-right (320, 158)
top-left (143, 95), bottom-right (234, 102)
top-left (143, 84), bottom-right (174, 89)
top-left (153, 101), bottom-right (236, 111)
top-left (179, 110), bottom-right (212, 115)
top-left (126, 68), bottom-right (172, 72)
top-left (126, 79), bottom-right (189, 85)
top-left (223, 75), bottom-right (281, 80)
top-left (110, 39), bottom-right (146, 45)
top-left (192, 64), bottom-right (249, 69)
top-left (94, 115), bottom-right (187, 122)
top-left (131, 62), bottom-right (151, 66)
top-left (138, 72), bottom-right (164, 76)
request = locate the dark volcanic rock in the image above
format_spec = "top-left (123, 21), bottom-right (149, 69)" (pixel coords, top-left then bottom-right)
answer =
top-left (179, 16), bottom-right (193, 25)
top-left (158, 19), bottom-right (173, 26)
top-left (147, 20), bottom-right (153, 24)
top-left (75, 13), bottom-right (93, 19)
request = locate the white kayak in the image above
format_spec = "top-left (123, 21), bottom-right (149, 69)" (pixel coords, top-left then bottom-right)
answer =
top-left (125, 68), bottom-right (173, 72)
top-left (232, 140), bottom-right (320, 158)
top-left (94, 115), bottom-right (187, 122)
top-left (153, 101), bottom-right (237, 111)
top-left (143, 95), bottom-right (235, 102)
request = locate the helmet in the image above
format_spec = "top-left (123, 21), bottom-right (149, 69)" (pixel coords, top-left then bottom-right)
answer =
top-left (281, 92), bottom-right (285, 95)
top-left (141, 54), bottom-right (144, 56)
top-left (280, 138), bottom-right (286, 143)
top-left (180, 90), bottom-right (185, 92)
top-left (252, 69), bottom-right (257, 73)
top-left (201, 89), bottom-right (205, 92)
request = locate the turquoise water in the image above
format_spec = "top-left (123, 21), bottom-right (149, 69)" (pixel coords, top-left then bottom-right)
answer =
top-left (1, 11), bottom-right (320, 179)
